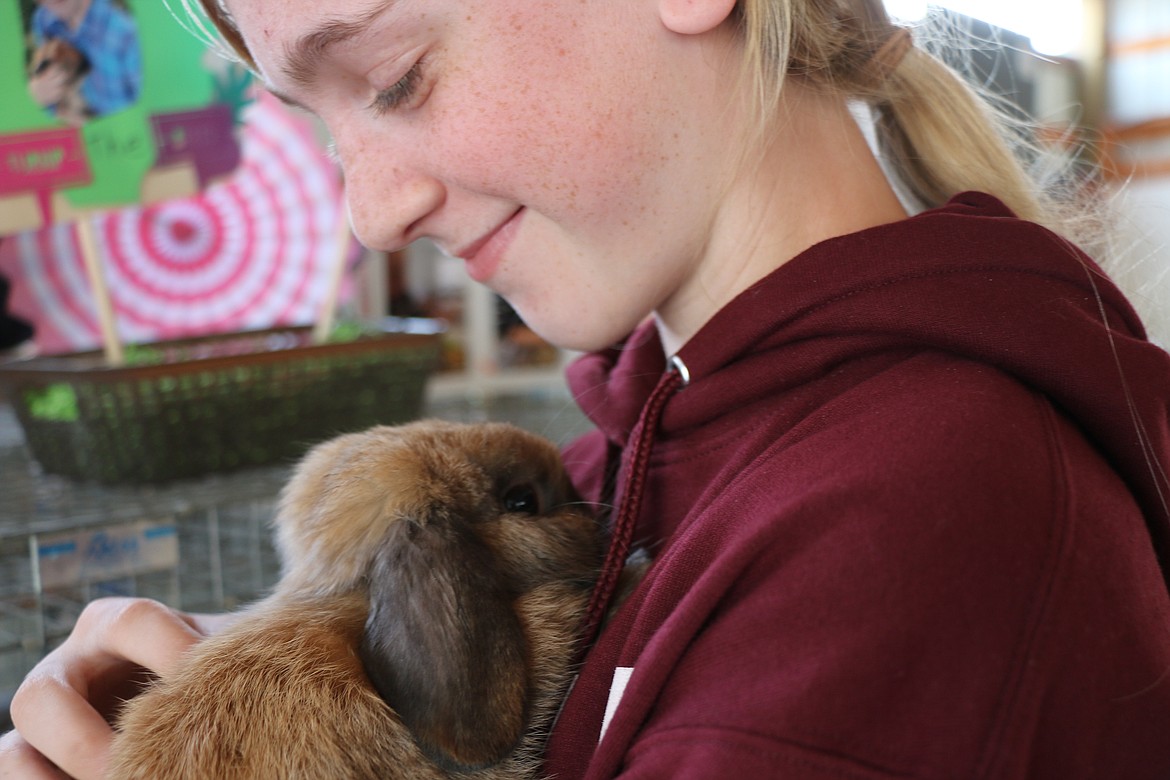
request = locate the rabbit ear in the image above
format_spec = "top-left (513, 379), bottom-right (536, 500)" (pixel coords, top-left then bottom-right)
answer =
top-left (359, 515), bottom-right (528, 771)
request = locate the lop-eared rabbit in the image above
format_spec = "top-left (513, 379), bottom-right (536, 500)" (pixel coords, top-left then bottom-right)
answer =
top-left (107, 421), bottom-right (605, 779)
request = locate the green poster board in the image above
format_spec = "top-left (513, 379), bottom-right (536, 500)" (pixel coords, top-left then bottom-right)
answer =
top-left (0, 0), bottom-right (249, 234)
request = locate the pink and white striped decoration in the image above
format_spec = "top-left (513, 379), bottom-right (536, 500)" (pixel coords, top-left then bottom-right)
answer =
top-left (0, 91), bottom-right (352, 354)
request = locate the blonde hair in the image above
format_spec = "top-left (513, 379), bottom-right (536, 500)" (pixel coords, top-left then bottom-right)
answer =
top-left (186, 0), bottom-right (1071, 228)
top-left (734, 0), bottom-right (1170, 339)
top-left (737, 0), bottom-right (1092, 235)
top-left (177, 0), bottom-right (1167, 337)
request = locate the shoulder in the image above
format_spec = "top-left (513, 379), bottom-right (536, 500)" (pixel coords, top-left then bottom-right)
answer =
top-left (620, 353), bottom-right (1153, 775)
top-left (657, 352), bottom-right (1075, 672)
top-left (723, 352), bottom-right (1062, 543)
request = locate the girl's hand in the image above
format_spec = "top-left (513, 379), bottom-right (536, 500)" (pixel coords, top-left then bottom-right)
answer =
top-left (1, 598), bottom-right (231, 780)
top-left (0, 730), bottom-right (71, 779)
top-left (27, 65), bottom-right (70, 107)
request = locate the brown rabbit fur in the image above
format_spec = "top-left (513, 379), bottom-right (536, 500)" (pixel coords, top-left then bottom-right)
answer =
top-left (106, 420), bottom-right (608, 780)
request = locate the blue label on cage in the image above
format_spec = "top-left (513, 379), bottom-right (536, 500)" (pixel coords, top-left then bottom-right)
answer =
top-left (36, 520), bottom-right (180, 589)
top-left (38, 540), bottom-right (78, 559)
top-left (83, 532), bottom-right (140, 570)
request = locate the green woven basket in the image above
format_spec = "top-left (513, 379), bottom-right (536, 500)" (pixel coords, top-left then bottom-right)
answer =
top-left (0, 325), bottom-right (442, 484)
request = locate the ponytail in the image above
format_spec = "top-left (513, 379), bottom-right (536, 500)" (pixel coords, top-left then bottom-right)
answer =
top-left (736, 0), bottom-right (1170, 341)
top-left (735, 0), bottom-right (1094, 247)
top-left (876, 46), bottom-right (1050, 225)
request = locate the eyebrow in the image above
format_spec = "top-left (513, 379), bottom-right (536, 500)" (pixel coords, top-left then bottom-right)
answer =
top-left (281, 0), bottom-right (396, 92)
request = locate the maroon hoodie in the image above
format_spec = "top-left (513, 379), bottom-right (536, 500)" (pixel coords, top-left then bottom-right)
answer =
top-left (544, 193), bottom-right (1170, 779)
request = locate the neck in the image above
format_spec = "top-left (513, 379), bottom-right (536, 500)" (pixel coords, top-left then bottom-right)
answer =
top-left (653, 85), bottom-right (909, 357)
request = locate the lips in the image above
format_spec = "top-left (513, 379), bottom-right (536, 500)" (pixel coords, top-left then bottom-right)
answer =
top-left (455, 208), bottom-right (524, 283)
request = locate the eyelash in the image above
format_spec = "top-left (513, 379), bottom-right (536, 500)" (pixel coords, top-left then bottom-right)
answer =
top-left (369, 62), bottom-right (424, 116)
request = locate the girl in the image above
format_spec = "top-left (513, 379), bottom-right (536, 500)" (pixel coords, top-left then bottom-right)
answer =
top-left (4, 0), bottom-right (1170, 777)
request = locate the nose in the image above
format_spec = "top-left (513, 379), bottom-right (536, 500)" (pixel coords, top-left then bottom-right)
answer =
top-left (337, 132), bottom-right (445, 252)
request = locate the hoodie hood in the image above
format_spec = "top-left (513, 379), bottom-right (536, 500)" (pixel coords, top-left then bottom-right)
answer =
top-left (570, 192), bottom-right (1170, 582)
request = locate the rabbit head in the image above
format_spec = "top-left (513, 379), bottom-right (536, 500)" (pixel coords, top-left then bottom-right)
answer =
top-left (271, 420), bottom-right (604, 771)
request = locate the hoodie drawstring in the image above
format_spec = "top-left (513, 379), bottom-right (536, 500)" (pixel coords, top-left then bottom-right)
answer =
top-left (580, 360), bottom-right (687, 648)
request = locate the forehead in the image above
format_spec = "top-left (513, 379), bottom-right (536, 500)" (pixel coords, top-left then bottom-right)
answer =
top-left (223, 0), bottom-right (395, 74)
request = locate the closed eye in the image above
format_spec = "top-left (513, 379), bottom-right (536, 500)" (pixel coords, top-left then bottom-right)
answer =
top-left (369, 61), bottom-right (424, 116)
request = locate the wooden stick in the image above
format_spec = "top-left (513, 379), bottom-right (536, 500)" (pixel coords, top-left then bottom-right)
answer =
top-left (311, 202), bottom-right (352, 344)
top-left (75, 215), bottom-right (124, 366)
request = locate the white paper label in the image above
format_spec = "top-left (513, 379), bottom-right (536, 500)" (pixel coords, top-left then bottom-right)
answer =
top-left (599, 666), bottom-right (635, 743)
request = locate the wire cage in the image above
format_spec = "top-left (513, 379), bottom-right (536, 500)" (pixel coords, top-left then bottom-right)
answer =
top-left (0, 496), bottom-right (285, 698)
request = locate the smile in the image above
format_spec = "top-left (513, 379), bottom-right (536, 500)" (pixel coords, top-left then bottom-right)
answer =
top-left (456, 208), bottom-right (524, 283)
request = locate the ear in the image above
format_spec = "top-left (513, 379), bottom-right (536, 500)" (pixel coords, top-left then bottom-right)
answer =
top-left (658, 0), bottom-right (737, 35)
top-left (359, 516), bottom-right (528, 771)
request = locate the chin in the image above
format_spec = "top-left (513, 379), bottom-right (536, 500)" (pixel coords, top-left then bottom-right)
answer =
top-left (521, 314), bottom-right (643, 355)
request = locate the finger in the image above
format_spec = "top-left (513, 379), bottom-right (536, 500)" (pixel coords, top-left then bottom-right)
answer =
top-left (0, 729), bottom-right (75, 780)
top-left (187, 610), bottom-right (241, 637)
top-left (11, 679), bottom-right (115, 780)
top-left (78, 599), bottom-right (206, 679)
top-left (12, 600), bottom-right (208, 780)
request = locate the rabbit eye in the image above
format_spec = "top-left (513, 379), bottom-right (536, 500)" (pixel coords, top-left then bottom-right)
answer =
top-left (502, 484), bottom-right (541, 515)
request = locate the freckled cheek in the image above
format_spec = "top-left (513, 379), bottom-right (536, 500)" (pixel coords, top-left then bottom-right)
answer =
top-left (436, 96), bottom-right (662, 228)
top-left (430, 37), bottom-right (664, 218)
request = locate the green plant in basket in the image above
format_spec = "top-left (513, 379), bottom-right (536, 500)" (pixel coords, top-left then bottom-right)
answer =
top-left (123, 344), bottom-right (167, 366)
top-left (26, 384), bottom-right (79, 422)
top-left (325, 321), bottom-right (368, 344)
